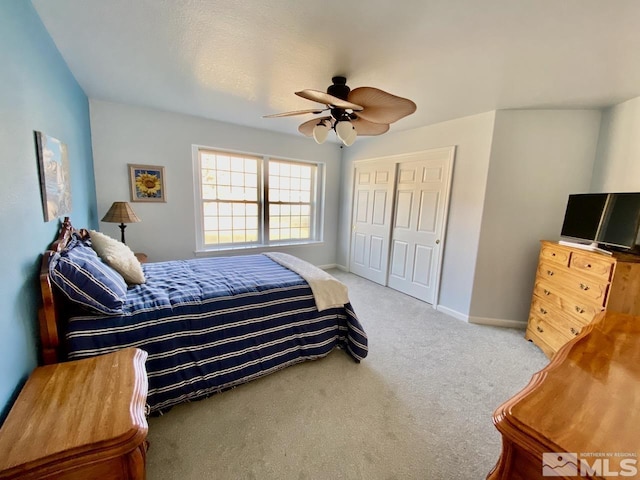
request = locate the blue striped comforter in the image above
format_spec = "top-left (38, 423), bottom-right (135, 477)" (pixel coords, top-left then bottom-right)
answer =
top-left (66, 254), bottom-right (367, 412)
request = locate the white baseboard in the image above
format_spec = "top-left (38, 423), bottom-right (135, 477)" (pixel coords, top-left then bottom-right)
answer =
top-left (318, 263), bottom-right (338, 270)
top-left (469, 316), bottom-right (527, 329)
top-left (435, 306), bottom-right (527, 329)
top-left (435, 305), bottom-right (469, 323)
top-left (327, 272), bottom-right (527, 329)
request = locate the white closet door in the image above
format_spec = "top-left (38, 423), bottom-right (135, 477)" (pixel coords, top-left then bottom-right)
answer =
top-left (387, 147), bottom-right (455, 305)
top-left (349, 162), bottom-right (396, 285)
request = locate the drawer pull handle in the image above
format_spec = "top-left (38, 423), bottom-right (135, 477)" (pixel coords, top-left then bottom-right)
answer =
top-left (539, 307), bottom-right (547, 315)
top-left (551, 253), bottom-right (556, 257)
top-left (579, 283), bottom-right (590, 291)
top-left (575, 306), bottom-right (585, 314)
top-left (543, 289), bottom-right (551, 296)
top-left (546, 270), bottom-right (554, 276)
top-left (586, 264), bottom-right (591, 268)
top-left (571, 327), bottom-right (579, 336)
top-left (536, 326), bottom-right (544, 333)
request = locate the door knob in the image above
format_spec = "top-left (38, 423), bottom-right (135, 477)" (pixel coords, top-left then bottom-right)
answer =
top-left (435, 239), bottom-right (440, 244)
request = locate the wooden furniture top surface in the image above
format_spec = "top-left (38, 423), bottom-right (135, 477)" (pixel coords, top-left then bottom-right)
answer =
top-left (541, 239), bottom-right (640, 264)
top-left (134, 252), bottom-right (148, 263)
top-left (0, 348), bottom-right (148, 475)
top-left (496, 311), bottom-right (640, 457)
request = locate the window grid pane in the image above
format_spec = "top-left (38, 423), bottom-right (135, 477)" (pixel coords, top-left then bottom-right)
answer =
top-left (268, 160), bottom-right (315, 242)
top-left (200, 150), bottom-right (261, 247)
top-left (201, 155), bottom-right (258, 202)
top-left (203, 201), bottom-right (260, 246)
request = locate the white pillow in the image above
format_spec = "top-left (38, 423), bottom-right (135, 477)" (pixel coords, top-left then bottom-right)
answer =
top-left (88, 230), bottom-right (146, 285)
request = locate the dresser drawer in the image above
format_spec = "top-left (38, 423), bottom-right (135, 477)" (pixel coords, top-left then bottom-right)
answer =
top-left (526, 314), bottom-right (572, 352)
top-left (537, 260), bottom-right (569, 282)
top-left (530, 297), bottom-right (585, 339)
top-left (533, 279), bottom-right (603, 325)
top-left (525, 327), bottom-right (556, 358)
top-left (539, 242), bottom-right (571, 267)
top-left (557, 295), bottom-right (603, 325)
top-left (569, 252), bottom-right (615, 281)
top-left (556, 272), bottom-right (609, 306)
top-left (537, 261), bottom-right (609, 306)
top-left (532, 279), bottom-right (564, 308)
top-left (530, 295), bottom-right (556, 319)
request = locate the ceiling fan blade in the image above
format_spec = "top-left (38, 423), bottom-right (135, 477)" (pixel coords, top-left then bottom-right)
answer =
top-left (348, 87), bottom-right (417, 124)
top-left (263, 108), bottom-right (327, 118)
top-left (295, 90), bottom-right (363, 111)
top-left (351, 117), bottom-right (390, 136)
top-left (298, 116), bottom-right (332, 137)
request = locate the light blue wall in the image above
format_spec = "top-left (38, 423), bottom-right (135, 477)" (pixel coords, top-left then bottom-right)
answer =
top-left (0, 0), bottom-right (97, 421)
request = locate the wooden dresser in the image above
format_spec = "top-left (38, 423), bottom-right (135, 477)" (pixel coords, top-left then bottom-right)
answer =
top-left (525, 240), bottom-right (640, 357)
top-left (488, 311), bottom-right (640, 479)
top-left (0, 348), bottom-right (148, 479)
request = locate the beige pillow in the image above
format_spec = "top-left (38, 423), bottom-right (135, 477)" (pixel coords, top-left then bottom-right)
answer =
top-left (88, 230), bottom-right (146, 285)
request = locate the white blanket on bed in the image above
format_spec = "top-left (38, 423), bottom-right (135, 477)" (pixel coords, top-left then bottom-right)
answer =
top-left (264, 252), bottom-right (349, 312)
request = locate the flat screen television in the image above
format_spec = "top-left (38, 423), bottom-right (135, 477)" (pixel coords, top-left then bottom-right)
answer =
top-left (560, 193), bottom-right (608, 243)
top-left (560, 193), bottom-right (640, 251)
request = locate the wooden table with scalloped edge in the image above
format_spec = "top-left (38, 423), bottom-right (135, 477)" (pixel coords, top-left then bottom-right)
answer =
top-left (0, 348), bottom-right (148, 479)
top-left (488, 311), bottom-right (640, 479)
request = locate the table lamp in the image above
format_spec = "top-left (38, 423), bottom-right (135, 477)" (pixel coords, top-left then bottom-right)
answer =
top-left (101, 201), bottom-right (141, 244)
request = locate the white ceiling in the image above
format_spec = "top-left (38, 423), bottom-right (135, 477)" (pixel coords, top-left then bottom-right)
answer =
top-left (33, 0), bottom-right (640, 140)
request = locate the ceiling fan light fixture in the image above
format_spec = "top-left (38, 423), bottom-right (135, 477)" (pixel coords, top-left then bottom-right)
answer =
top-left (267, 77), bottom-right (416, 145)
top-left (312, 121), bottom-right (330, 144)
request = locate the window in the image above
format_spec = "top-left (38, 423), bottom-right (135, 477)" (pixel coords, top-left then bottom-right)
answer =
top-left (194, 148), bottom-right (323, 250)
top-left (268, 160), bottom-right (315, 242)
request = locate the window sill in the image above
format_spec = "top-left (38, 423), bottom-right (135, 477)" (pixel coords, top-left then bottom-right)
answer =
top-left (194, 240), bottom-right (324, 257)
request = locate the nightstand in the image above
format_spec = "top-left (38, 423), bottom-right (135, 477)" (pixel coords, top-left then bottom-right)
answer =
top-left (0, 348), bottom-right (148, 479)
top-left (134, 252), bottom-right (148, 263)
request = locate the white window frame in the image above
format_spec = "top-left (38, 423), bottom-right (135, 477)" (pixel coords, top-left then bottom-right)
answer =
top-left (193, 146), bottom-right (325, 253)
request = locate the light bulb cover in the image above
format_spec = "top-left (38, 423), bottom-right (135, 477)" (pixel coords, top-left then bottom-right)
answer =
top-left (343, 127), bottom-right (357, 146)
top-left (312, 122), bottom-right (329, 144)
top-left (335, 120), bottom-right (354, 142)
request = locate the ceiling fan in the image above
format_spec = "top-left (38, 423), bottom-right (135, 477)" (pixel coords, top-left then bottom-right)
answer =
top-left (264, 76), bottom-right (417, 146)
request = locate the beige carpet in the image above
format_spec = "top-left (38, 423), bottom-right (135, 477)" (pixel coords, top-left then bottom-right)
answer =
top-left (146, 271), bottom-right (548, 479)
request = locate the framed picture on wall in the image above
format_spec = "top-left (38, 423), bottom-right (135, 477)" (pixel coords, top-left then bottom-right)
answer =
top-left (35, 131), bottom-right (72, 222)
top-left (128, 164), bottom-right (166, 202)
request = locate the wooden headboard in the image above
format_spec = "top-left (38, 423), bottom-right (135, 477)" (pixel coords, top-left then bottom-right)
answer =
top-left (38, 217), bottom-right (88, 364)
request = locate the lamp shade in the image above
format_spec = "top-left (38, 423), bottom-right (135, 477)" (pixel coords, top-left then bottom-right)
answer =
top-left (101, 202), bottom-right (141, 224)
top-left (101, 202), bottom-right (140, 244)
top-left (343, 125), bottom-right (357, 146)
top-left (335, 120), bottom-right (352, 142)
top-left (312, 122), bottom-right (330, 144)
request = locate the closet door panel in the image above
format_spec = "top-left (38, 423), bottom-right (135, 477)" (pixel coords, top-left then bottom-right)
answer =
top-left (350, 162), bottom-right (396, 285)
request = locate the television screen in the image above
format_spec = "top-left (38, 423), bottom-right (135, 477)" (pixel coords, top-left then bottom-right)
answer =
top-left (560, 194), bottom-right (608, 243)
top-left (597, 193), bottom-right (640, 248)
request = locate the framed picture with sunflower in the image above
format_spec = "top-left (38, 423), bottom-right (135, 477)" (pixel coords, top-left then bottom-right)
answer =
top-left (128, 164), bottom-right (166, 202)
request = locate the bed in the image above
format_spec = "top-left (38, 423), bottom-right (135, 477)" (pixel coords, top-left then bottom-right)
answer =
top-left (38, 218), bottom-right (368, 413)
